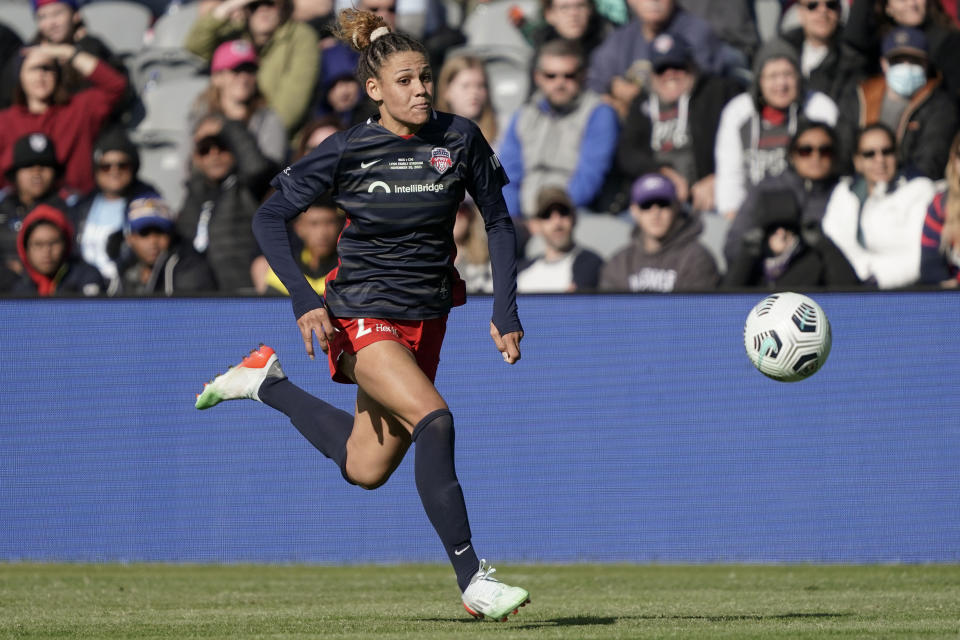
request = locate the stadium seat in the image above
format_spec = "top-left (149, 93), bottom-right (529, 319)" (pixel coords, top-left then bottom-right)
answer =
top-left (81, 0), bottom-right (153, 56)
top-left (136, 132), bottom-right (190, 211)
top-left (461, 0), bottom-right (538, 50)
top-left (126, 48), bottom-right (207, 95)
top-left (146, 0), bottom-right (198, 49)
top-left (1, 0), bottom-right (36, 42)
top-left (133, 74), bottom-right (207, 134)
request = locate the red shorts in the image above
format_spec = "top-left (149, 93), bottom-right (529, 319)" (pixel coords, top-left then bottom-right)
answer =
top-left (327, 316), bottom-right (447, 384)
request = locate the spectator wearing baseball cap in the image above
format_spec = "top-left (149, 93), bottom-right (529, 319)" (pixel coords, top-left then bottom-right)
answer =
top-left (599, 173), bottom-right (718, 292)
top-left (190, 40), bottom-right (287, 165)
top-left (836, 25), bottom-right (958, 180)
top-left (516, 186), bottom-right (604, 293)
top-left (184, 0), bottom-right (318, 137)
top-left (118, 194), bottom-right (216, 295)
top-left (0, 132), bottom-right (70, 275)
top-left (616, 33), bottom-right (741, 216)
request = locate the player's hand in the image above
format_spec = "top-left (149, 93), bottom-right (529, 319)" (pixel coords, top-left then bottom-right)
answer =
top-left (490, 322), bottom-right (522, 365)
top-left (297, 307), bottom-right (337, 360)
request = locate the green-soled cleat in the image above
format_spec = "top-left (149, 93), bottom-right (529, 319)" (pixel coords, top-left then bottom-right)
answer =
top-left (461, 560), bottom-right (530, 622)
top-left (195, 344), bottom-right (285, 410)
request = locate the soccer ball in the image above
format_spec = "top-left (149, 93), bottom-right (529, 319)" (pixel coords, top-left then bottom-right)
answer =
top-left (743, 292), bottom-right (831, 382)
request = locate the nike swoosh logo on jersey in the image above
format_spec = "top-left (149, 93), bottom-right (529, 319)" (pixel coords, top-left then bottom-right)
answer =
top-left (361, 159), bottom-right (381, 168)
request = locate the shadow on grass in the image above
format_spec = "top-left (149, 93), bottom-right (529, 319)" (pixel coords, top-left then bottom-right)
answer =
top-left (424, 612), bottom-right (849, 628)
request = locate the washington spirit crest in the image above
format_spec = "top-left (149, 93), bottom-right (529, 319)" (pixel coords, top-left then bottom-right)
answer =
top-left (430, 147), bottom-right (452, 174)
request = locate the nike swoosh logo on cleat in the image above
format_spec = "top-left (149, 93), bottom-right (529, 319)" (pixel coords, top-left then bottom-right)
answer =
top-left (360, 159), bottom-right (381, 168)
top-left (454, 545), bottom-right (471, 556)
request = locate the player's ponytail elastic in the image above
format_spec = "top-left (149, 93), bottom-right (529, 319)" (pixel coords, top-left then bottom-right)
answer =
top-left (335, 8), bottom-right (429, 84)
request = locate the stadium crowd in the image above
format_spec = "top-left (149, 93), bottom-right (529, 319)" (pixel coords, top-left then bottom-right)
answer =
top-left (1, 0), bottom-right (959, 296)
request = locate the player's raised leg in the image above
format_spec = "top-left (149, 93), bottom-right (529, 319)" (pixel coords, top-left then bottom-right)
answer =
top-left (195, 344), bottom-right (355, 477)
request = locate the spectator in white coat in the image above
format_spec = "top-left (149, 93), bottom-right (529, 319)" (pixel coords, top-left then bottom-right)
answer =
top-left (821, 122), bottom-right (936, 288)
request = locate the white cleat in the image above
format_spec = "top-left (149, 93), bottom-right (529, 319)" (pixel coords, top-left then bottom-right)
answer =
top-left (195, 344), bottom-right (285, 410)
top-left (461, 560), bottom-right (530, 622)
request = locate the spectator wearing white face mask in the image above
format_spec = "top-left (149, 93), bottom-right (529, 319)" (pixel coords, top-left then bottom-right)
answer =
top-left (836, 26), bottom-right (958, 180)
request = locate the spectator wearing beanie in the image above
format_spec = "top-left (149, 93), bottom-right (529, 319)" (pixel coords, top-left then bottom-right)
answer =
top-left (0, 132), bottom-right (70, 274)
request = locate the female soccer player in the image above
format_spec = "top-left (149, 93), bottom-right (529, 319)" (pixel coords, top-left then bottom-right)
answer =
top-left (195, 8), bottom-right (530, 622)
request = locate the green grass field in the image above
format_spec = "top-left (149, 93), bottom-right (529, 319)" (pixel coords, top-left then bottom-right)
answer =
top-left (1, 564), bottom-right (958, 639)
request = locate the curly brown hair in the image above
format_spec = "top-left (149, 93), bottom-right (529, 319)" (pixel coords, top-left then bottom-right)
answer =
top-left (334, 8), bottom-right (429, 84)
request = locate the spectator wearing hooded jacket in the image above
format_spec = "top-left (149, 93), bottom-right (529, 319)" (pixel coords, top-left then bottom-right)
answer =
top-left (11, 202), bottom-right (103, 296)
top-left (713, 38), bottom-right (838, 221)
top-left (600, 173), bottom-right (718, 292)
top-left (822, 122), bottom-right (936, 288)
top-left (586, 0), bottom-right (725, 118)
top-left (0, 44), bottom-right (127, 196)
top-left (118, 195), bottom-right (217, 295)
top-left (836, 26), bottom-right (958, 180)
top-left (71, 127), bottom-right (160, 291)
top-left (616, 33), bottom-right (741, 215)
top-left (0, 133), bottom-right (71, 274)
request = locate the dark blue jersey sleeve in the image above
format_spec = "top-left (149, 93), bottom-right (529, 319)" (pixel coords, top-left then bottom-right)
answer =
top-left (252, 190), bottom-right (325, 320)
top-left (270, 132), bottom-right (345, 210)
top-left (463, 126), bottom-right (522, 335)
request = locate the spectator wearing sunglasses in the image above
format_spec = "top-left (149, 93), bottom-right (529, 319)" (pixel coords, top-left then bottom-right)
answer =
top-left (516, 186), bottom-right (603, 292)
top-left (185, 0), bottom-right (319, 137)
top-left (844, 0), bottom-right (960, 104)
top-left (724, 120), bottom-right (843, 268)
top-left (600, 173), bottom-right (718, 292)
top-left (499, 39), bottom-right (619, 221)
top-left (778, 0), bottom-right (857, 104)
top-left (836, 26), bottom-right (958, 180)
top-left (118, 195), bottom-right (216, 295)
top-left (822, 122), bottom-right (936, 288)
top-left (616, 33), bottom-right (741, 216)
top-left (191, 40), bottom-right (288, 166)
top-left (177, 115), bottom-right (277, 292)
top-left (724, 121), bottom-right (859, 287)
top-left (71, 127), bottom-right (160, 292)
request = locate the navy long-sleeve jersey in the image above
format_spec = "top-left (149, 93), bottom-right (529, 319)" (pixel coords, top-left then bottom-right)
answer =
top-left (253, 111), bottom-right (522, 335)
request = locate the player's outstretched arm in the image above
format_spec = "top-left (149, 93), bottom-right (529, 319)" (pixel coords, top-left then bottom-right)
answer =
top-left (490, 322), bottom-right (522, 365)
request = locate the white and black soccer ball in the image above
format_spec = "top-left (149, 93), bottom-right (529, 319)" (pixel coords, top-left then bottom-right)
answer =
top-left (743, 292), bottom-right (832, 382)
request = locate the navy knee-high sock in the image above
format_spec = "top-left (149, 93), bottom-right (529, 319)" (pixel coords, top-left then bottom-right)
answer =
top-left (258, 376), bottom-right (354, 482)
top-left (412, 409), bottom-right (479, 592)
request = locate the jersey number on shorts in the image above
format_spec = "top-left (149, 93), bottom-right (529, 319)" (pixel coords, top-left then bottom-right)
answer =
top-left (355, 318), bottom-right (372, 339)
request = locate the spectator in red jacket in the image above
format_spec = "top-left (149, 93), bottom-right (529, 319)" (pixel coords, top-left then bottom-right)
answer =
top-left (0, 44), bottom-right (127, 196)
